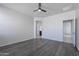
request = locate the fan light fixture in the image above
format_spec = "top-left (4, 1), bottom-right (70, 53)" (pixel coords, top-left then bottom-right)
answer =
top-left (33, 3), bottom-right (47, 12)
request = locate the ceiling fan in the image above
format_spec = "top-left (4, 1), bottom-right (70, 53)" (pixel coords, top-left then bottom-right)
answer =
top-left (33, 3), bottom-right (47, 12)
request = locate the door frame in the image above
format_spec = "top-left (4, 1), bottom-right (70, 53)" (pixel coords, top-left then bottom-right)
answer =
top-left (63, 20), bottom-right (73, 44)
top-left (34, 20), bottom-right (42, 38)
top-left (63, 18), bottom-right (76, 47)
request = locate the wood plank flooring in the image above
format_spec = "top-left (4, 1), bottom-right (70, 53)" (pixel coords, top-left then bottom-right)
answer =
top-left (0, 38), bottom-right (79, 56)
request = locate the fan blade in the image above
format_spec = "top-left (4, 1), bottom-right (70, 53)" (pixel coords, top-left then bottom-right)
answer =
top-left (41, 9), bottom-right (46, 12)
top-left (33, 9), bottom-right (39, 12)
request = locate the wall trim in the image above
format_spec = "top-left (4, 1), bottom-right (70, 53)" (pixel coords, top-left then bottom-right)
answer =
top-left (0, 38), bottom-right (34, 48)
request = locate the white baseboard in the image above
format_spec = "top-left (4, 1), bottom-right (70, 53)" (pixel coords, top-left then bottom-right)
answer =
top-left (0, 38), bottom-right (33, 47)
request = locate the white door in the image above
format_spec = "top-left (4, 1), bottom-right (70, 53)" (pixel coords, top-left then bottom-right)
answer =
top-left (63, 20), bottom-right (73, 44)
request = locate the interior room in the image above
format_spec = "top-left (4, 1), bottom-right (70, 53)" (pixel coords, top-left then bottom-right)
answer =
top-left (0, 3), bottom-right (79, 56)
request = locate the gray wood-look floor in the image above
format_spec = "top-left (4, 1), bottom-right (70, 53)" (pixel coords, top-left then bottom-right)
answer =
top-left (0, 38), bottom-right (79, 56)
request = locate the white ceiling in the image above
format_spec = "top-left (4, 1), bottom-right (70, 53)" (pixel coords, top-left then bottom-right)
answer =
top-left (0, 3), bottom-right (79, 17)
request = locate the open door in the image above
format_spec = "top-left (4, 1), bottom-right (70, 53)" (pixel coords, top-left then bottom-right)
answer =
top-left (36, 21), bottom-right (42, 38)
top-left (63, 19), bottom-right (76, 47)
top-left (63, 20), bottom-right (73, 44)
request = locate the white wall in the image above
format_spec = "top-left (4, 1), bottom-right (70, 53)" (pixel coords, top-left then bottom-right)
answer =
top-left (42, 11), bottom-right (75, 42)
top-left (0, 6), bottom-right (34, 47)
top-left (76, 9), bottom-right (79, 50)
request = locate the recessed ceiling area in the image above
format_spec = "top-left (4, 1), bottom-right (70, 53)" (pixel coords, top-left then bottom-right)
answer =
top-left (0, 3), bottom-right (79, 17)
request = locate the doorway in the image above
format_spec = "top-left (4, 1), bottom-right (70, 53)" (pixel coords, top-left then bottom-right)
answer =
top-left (63, 20), bottom-right (73, 44)
top-left (36, 21), bottom-right (42, 38)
